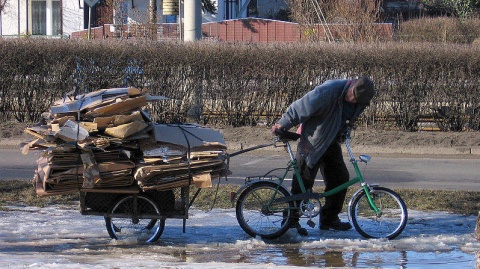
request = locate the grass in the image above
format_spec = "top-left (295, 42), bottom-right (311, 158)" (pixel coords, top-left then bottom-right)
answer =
top-left (2, 180), bottom-right (480, 216)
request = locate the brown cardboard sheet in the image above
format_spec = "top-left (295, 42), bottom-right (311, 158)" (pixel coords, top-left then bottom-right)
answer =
top-left (94, 110), bottom-right (144, 129)
top-left (192, 173), bottom-right (212, 188)
top-left (84, 96), bottom-right (147, 118)
top-left (104, 120), bottom-right (148, 139)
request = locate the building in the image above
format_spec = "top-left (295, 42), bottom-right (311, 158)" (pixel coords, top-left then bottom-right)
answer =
top-left (0, 0), bottom-right (82, 37)
top-left (0, 0), bottom-right (288, 37)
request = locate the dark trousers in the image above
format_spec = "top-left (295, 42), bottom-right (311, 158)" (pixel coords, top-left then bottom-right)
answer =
top-left (291, 141), bottom-right (349, 223)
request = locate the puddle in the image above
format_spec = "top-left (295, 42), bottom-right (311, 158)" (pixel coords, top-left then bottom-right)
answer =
top-left (0, 206), bottom-right (479, 268)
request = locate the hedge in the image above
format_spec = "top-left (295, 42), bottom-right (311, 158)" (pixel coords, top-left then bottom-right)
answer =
top-left (0, 39), bottom-right (479, 131)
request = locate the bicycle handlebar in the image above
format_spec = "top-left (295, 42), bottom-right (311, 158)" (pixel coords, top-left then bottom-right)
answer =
top-left (274, 129), bottom-right (301, 142)
top-left (274, 125), bottom-right (357, 162)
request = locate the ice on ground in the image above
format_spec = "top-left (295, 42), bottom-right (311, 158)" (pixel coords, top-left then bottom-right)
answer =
top-left (0, 205), bottom-right (479, 268)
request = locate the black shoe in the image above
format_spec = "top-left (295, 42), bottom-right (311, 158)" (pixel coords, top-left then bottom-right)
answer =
top-left (289, 221), bottom-right (308, 236)
top-left (320, 220), bottom-right (352, 231)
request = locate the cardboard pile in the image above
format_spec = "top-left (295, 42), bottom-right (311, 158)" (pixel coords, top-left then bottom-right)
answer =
top-left (22, 87), bottom-right (229, 196)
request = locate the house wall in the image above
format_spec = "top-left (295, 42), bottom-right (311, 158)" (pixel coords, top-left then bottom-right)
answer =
top-left (1, 0), bottom-right (26, 36)
top-left (62, 0), bottom-right (83, 36)
top-left (0, 0), bottom-right (83, 37)
top-left (125, 0), bottom-right (163, 24)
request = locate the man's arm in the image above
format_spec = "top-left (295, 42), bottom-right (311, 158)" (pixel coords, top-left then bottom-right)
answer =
top-left (274, 85), bottom-right (331, 132)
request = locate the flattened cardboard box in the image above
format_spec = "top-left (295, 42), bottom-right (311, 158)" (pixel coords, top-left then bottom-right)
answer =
top-left (50, 88), bottom-right (140, 115)
top-left (152, 124), bottom-right (226, 149)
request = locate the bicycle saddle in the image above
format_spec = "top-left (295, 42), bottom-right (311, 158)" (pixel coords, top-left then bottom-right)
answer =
top-left (274, 129), bottom-right (301, 141)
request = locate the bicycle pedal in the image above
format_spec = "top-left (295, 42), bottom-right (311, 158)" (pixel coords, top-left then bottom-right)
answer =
top-left (307, 219), bottom-right (315, 228)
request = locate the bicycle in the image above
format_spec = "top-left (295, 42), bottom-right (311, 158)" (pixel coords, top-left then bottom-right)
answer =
top-left (234, 128), bottom-right (408, 240)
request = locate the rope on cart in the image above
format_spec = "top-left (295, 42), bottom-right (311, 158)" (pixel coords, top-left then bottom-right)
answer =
top-left (75, 97), bottom-right (86, 192)
top-left (176, 124), bottom-right (193, 183)
top-left (208, 176), bottom-right (222, 212)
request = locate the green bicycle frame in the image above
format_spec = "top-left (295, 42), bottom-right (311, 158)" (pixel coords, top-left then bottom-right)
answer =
top-left (344, 135), bottom-right (381, 215)
top-left (269, 132), bottom-right (382, 216)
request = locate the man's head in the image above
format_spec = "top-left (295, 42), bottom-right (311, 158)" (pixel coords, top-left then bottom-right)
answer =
top-left (351, 76), bottom-right (375, 106)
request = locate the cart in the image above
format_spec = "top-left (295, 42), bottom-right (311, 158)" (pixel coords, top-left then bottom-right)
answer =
top-left (23, 88), bottom-right (234, 243)
top-left (77, 142), bottom-right (270, 243)
top-left (80, 183), bottom-right (202, 243)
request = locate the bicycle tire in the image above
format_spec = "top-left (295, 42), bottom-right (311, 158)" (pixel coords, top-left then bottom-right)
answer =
top-left (349, 186), bottom-right (407, 239)
top-left (105, 194), bottom-right (165, 243)
top-left (235, 181), bottom-right (294, 239)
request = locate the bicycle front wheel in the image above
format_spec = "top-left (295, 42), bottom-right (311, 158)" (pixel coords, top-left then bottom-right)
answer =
top-left (350, 186), bottom-right (407, 239)
top-left (105, 194), bottom-right (165, 243)
top-left (236, 181), bottom-right (293, 239)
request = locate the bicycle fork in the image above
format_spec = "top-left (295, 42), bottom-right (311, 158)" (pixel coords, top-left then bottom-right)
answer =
top-left (345, 134), bottom-right (382, 217)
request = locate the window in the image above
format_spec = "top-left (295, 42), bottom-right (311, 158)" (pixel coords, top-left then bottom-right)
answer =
top-left (52, 1), bottom-right (61, 35)
top-left (32, 1), bottom-right (46, 35)
top-left (31, 0), bottom-right (61, 35)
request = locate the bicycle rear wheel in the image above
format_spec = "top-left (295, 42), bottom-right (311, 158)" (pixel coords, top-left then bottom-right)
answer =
top-left (235, 181), bottom-right (293, 239)
top-left (105, 194), bottom-right (165, 243)
top-left (350, 186), bottom-right (407, 239)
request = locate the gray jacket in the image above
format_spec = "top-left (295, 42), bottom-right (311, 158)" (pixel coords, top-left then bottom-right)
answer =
top-left (277, 79), bottom-right (367, 167)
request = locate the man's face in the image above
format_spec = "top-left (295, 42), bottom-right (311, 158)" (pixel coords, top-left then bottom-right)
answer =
top-left (345, 85), bottom-right (357, 104)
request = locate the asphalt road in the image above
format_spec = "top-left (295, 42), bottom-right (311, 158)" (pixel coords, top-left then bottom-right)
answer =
top-left (227, 152), bottom-right (480, 191)
top-left (3, 149), bottom-right (480, 191)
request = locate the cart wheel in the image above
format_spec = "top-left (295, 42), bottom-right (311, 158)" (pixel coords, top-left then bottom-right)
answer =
top-left (105, 194), bottom-right (165, 243)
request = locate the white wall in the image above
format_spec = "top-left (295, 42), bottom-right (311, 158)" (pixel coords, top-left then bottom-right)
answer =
top-left (1, 0), bottom-right (25, 36)
top-left (125, 0), bottom-right (163, 24)
top-left (62, 0), bottom-right (83, 36)
top-left (0, 0), bottom-right (83, 37)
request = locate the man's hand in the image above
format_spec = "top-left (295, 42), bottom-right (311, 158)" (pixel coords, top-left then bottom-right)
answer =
top-left (271, 123), bottom-right (282, 135)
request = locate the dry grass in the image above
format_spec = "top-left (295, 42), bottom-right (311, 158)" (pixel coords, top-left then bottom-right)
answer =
top-left (2, 180), bottom-right (480, 216)
top-left (395, 17), bottom-right (480, 43)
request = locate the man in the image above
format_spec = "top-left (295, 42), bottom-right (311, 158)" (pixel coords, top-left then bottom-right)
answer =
top-left (271, 76), bottom-right (376, 236)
